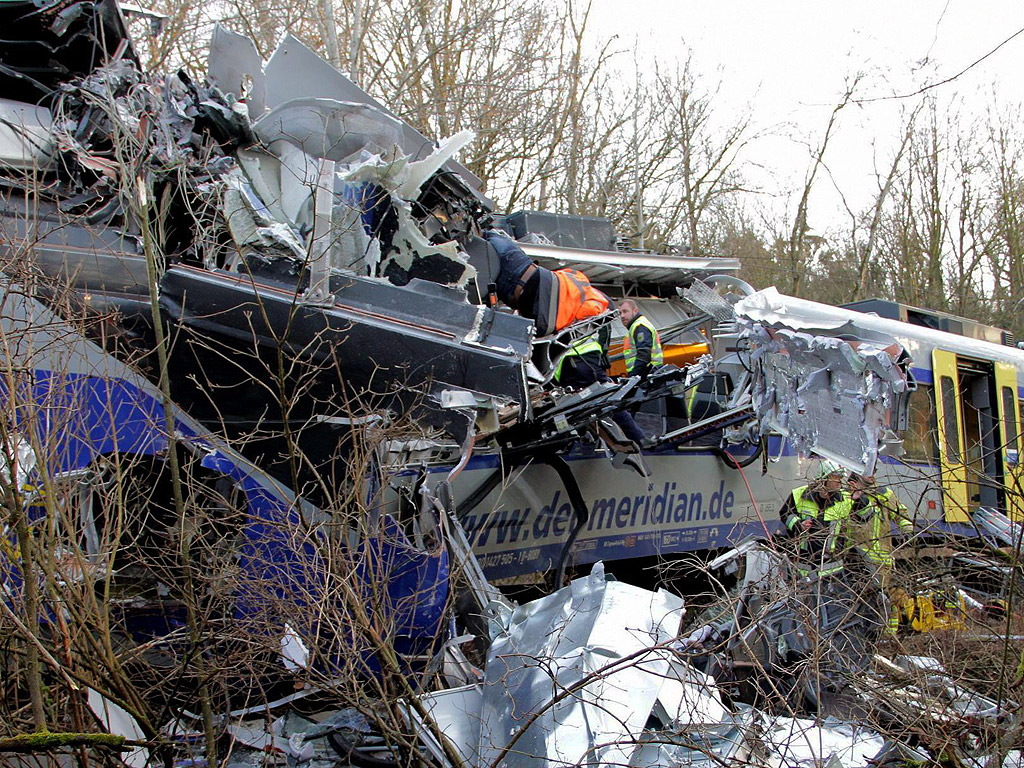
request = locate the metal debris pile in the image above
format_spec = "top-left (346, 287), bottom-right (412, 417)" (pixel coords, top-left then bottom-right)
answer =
top-left (154, 551), bottom-right (1021, 768)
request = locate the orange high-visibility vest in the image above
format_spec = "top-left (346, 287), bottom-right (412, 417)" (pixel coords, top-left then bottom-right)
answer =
top-left (553, 269), bottom-right (609, 330)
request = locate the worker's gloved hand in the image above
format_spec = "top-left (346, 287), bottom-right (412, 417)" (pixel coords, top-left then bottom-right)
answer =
top-left (802, 517), bottom-right (825, 533)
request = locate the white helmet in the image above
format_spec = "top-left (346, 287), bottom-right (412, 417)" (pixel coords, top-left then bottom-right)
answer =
top-left (814, 459), bottom-right (844, 480)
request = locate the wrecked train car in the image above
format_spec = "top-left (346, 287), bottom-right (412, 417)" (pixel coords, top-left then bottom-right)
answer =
top-left (0, 3), bottom-right (922, 586)
top-left (417, 277), bottom-right (1024, 582)
top-left (1, 10), bottom-right (533, 459)
top-left (4, 0), bottom-right (1005, 592)
top-left (0, 276), bottom-right (455, 675)
top-left (388, 252), bottom-right (921, 581)
top-left (741, 291), bottom-right (1024, 533)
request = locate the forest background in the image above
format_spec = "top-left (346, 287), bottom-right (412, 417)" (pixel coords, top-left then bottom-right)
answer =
top-left (132, 0), bottom-right (1024, 337)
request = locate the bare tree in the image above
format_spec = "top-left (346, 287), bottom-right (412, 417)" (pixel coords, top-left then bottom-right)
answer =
top-left (650, 56), bottom-right (755, 255)
top-left (983, 102), bottom-right (1024, 338)
top-left (784, 77), bottom-right (861, 298)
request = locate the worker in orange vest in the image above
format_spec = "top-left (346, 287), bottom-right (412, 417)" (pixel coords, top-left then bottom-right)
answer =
top-left (484, 230), bottom-right (610, 335)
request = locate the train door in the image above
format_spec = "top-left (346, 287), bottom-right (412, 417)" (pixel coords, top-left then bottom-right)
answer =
top-left (932, 350), bottom-right (1021, 522)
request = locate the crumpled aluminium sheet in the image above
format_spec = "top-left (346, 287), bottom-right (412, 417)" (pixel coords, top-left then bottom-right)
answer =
top-left (760, 716), bottom-right (885, 768)
top-left (208, 28), bottom-right (478, 288)
top-left (734, 289), bottom-right (909, 475)
top-left (629, 717), bottom-right (750, 768)
top-left (476, 562), bottom-right (726, 768)
top-left (241, 109), bottom-right (476, 285)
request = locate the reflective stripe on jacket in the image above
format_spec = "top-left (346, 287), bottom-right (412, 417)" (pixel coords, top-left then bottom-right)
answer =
top-left (842, 488), bottom-right (912, 566)
top-left (554, 336), bottom-right (604, 383)
top-left (785, 485), bottom-right (851, 531)
top-left (785, 485), bottom-right (852, 575)
top-left (622, 315), bottom-right (664, 373)
top-left (553, 269), bottom-right (610, 332)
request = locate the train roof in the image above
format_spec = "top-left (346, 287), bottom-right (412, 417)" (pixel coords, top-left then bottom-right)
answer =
top-left (517, 241), bottom-right (739, 290)
top-left (736, 288), bottom-right (1024, 371)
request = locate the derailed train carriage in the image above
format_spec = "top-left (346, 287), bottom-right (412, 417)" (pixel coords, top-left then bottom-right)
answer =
top-left (3, 8), bottom-right (1024, 766)
top-left (0, 0), bottom-right (1016, 596)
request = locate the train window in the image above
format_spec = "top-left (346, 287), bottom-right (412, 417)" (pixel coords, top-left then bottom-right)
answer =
top-left (940, 376), bottom-right (961, 462)
top-left (1003, 386), bottom-right (1019, 455)
top-left (903, 383), bottom-right (938, 462)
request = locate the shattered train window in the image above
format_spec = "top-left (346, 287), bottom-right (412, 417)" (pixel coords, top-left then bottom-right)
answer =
top-left (903, 383), bottom-right (938, 463)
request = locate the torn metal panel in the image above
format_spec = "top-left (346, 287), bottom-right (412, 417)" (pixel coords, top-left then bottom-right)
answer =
top-left (261, 34), bottom-right (488, 202)
top-left (206, 28), bottom-right (487, 204)
top-left (234, 89), bottom-right (478, 287)
top-left (252, 97), bottom-right (404, 163)
top-left (207, 25), bottom-right (267, 119)
top-left (158, 265), bottom-right (533, 434)
top-left (221, 170), bottom-right (308, 259)
top-left (269, 139), bottom-right (320, 225)
top-left (734, 288), bottom-right (910, 475)
top-left (394, 129), bottom-right (476, 200)
top-left (2, 21), bottom-right (510, 439)
top-left (629, 713), bottom-right (751, 768)
top-left (410, 684), bottom-right (484, 768)
top-left (477, 562), bottom-right (692, 768)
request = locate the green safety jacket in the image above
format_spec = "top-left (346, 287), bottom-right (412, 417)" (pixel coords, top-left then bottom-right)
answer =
top-left (784, 485), bottom-right (852, 577)
top-left (554, 336), bottom-right (604, 383)
top-left (622, 315), bottom-right (664, 374)
top-left (784, 485), bottom-right (852, 530)
top-left (841, 488), bottom-right (913, 567)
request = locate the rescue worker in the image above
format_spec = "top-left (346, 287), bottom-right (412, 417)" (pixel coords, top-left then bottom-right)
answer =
top-left (778, 459), bottom-right (852, 577)
top-left (778, 460), bottom-right (867, 689)
top-left (618, 299), bottom-right (663, 378)
top-left (553, 335), bottom-right (647, 445)
top-left (845, 473), bottom-right (914, 633)
top-left (484, 230), bottom-right (610, 335)
top-left (845, 473), bottom-right (913, 569)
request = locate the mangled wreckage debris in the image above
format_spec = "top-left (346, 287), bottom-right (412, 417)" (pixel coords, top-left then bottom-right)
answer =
top-left (2, 7), bottom-right (532, 454)
top-left (0, 0), bottom-right (913, 476)
top-left (731, 288), bottom-right (911, 476)
top-left (4, 5), bottom-right (1020, 767)
top-left (397, 557), bottom-right (1023, 768)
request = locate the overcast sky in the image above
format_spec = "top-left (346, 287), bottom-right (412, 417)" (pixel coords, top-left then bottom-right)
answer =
top-left (588, 0), bottom-right (1024, 232)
